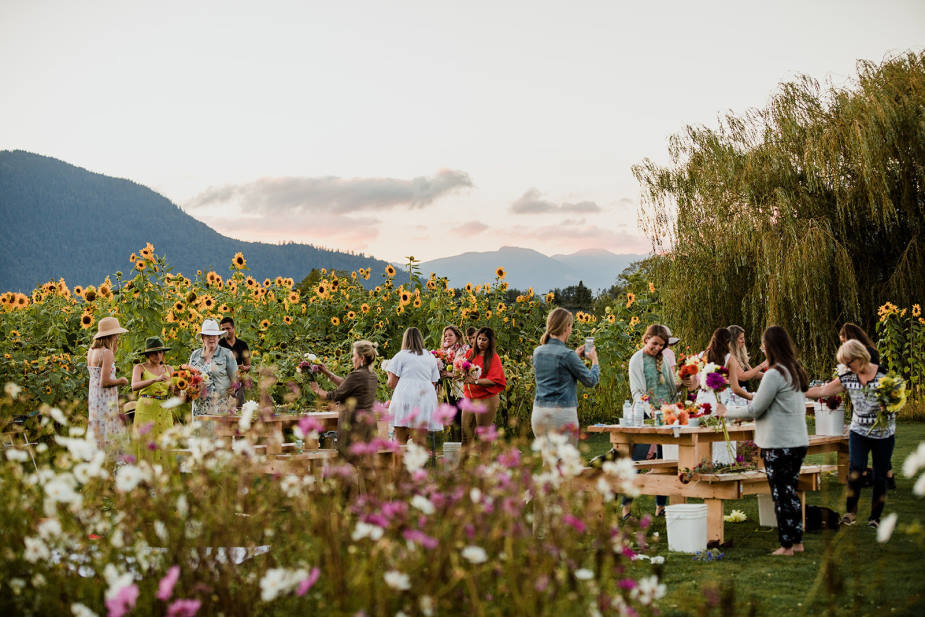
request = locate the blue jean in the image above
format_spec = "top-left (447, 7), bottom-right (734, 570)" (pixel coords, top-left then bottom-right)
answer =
top-left (847, 430), bottom-right (894, 522)
top-left (621, 443), bottom-right (667, 508)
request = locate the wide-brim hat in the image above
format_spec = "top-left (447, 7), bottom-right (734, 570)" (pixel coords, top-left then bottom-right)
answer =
top-left (662, 325), bottom-right (680, 346)
top-left (138, 336), bottom-right (171, 355)
top-left (94, 316), bottom-right (128, 339)
top-left (199, 319), bottom-right (223, 336)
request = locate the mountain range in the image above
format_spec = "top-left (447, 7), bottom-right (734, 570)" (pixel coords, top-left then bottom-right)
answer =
top-left (0, 151), bottom-right (645, 293)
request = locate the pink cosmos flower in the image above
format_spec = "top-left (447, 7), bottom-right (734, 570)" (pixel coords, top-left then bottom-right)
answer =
top-left (497, 448), bottom-right (520, 468)
top-left (297, 416), bottom-right (323, 435)
top-left (433, 403), bottom-right (458, 424)
top-left (618, 578), bottom-right (638, 590)
top-left (402, 529), bottom-right (439, 550)
top-left (475, 425), bottom-right (498, 442)
top-left (157, 565), bottom-right (180, 601)
top-left (136, 421), bottom-right (154, 437)
top-left (364, 513), bottom-right (389, 528)
top-left (458, 398), bottom-right (487, 414)
top-left (563, 513), bottom-right (587, 533)
top-left (296, 568), bottom-right (321, 596)
top-left (106, 584), bottom-right (139, 617)
top-left (166, 599), bottom-right (201, 617)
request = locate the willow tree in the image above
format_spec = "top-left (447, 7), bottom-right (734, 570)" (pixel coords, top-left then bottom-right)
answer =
top-left (633, 51), bottom-right (925, 372)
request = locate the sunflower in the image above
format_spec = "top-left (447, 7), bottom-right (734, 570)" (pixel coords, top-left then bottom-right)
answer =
top-left (363, 270), bottom-right (370, 280)
top-left (283, 315), bottom-right (292, 324)
top-left (186, 291), bottom-right (198, 303)
top-left (98, 284), bottom-right (112, 298)
top-left (80, 313), bottom-right (94, 329)
top-left (648, 281), bottom-right (656, 293)
top-left (346, 311), bottom-right (356, 320)
top-left (376, 306), bottom-right (382, 314)
top-left (376, 320), bottom-right (384, 329)
top-left (178, 320), bottom-right (188, 329)
top-left (140, 242), bottom-right (154, 259)
top-left (485, 310), bottom-right (492, 319)
top-left (385, 264), bottom-right (396, 278)
top-left (218, 303), bottom-right (230, 314)
top-left (129, 253), bottom-right (137, 263)
top-left (316, 284), bottom-right (327, 297)
top-left (625, 292), bottom-right (636, 308)
top-left (465, 283), bottom-right (473, 293)
top-left (913, 304), bottom-right (922, 317)
top-left (351, 271), bottom-right (357, 280)
top-left (361, 303), bottom-right (370, 314)
top-left (396, 305), bottom-right (405, 315)
top-left (330, 316), bottom-right (340, 326)
top-left (497, 302), bottom-right (506, 312)
top-left (629, 316), bottom-right (640, 327)
top-left (135, 260), bottom-right (147, 271)
top-left (495, 267), bottom-right (506, 279)
top-left (288, 291), bottom-right (300, 304)
top-left (245, 277), bottom-right (258, 289)
top-left (262, 278), bottom-right (272, 288)
top-left (274, 276), bottom-right (284, 287)
top-left (83, 287), bottom-right (98, 302)
top-left (175, 377), bottom-right (188, 391)
top-left (608, 314), bottom-right (616, 323)
top-left (412, 298), bottom-right (422, 309)
top-left (73, 285), bottom-right (84, 297)
top-left (233, 252), bottom-right (246, 269)
top-left (499, 282), bottom-right (509, 291)
top-left (201, 296), bottom-right (215, 310)
top-left (399, 291), bottom-right (411, 306)
top-left (545, 292), bottom-right (555, 303)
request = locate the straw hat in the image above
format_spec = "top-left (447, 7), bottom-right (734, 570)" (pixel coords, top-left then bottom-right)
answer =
top-left (94, 316), bottom-right (128, 339)
top-left (138, 336), bottom-right (171, 356)
top-left (199, 319), bottom-right (223, 336)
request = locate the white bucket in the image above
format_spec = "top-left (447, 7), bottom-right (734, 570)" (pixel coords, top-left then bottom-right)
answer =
top-left (662, 444), bottom-right (679, 460)
top-left (442, 442), bottom-right (462, 469)
top-left (757, 493), bottom-right (778, 527)
top-left (712, 441), bottom-right (737, 465)
top-left (665, 504), bottom-right (708, 553)
top-left (815, 404), bottom-right (844, 436)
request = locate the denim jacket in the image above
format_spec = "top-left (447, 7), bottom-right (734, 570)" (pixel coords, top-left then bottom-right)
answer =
top-left (532, 339), bottom-right (600, 407)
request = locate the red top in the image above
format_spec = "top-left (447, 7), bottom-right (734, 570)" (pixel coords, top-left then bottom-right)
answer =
top-left (464, 351), bottom-right (507, 399)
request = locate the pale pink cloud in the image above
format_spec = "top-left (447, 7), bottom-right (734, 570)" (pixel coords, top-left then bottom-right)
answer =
top-left (198, 212), bottom-right (380, 250)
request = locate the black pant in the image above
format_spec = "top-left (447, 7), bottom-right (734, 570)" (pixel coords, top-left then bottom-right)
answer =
top-left (622, 444), bottom-right (667, 508)
top-left (848, 431), bottom-right (895, 522)
top-left (762, 446), bottom-right (807, 549)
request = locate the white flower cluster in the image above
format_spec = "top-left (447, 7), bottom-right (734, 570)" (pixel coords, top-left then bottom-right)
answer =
top-left (903, 441), bottom-right (925, 497)
top-left (259, 567), bottom-right (310, 602)
top-left (239, 400), bottom-right (259, 431)
top-left (596, 458), bottom-right (639, 501)
top-left (411, 494), bottom-right (435, 515)
top-left (115, 464), bottom-right (152, 493)
top-left (403, 442), bottom-right (430, 473)
top-left (383, 569), bottom-right (411, 591)
top-left (352, 521), bottom-right (384, 542)
top-left (531, 433), bottom-right (584, 488)
top-left (461, 545), bottom-right (487, 564)
top-left (630, 575), bottom-right (666, 606)
top-left (103, 563), bottom-right (134, 600)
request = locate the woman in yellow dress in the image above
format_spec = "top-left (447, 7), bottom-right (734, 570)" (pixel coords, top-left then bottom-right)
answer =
top-left (131, 337), bottom-right (175, 450)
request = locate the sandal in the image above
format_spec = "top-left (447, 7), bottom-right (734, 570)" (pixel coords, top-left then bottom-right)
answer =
top-left (866, 519), bottom-right (879, 529)
top-left (839, 514), bottom-right (856, 526)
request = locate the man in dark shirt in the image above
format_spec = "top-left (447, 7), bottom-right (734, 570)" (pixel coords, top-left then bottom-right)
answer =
top-left (219, 317), bottom-right (250, 408)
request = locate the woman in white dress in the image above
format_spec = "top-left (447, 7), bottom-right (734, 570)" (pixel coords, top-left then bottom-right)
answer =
top-left (387, 327), bottom-right (441, 446)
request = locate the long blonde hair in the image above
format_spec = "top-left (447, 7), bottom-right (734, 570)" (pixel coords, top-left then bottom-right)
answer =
top-left (642, 324), bottom-right (671, 381)
top-left (727, 324), bottom-right (751, 370)
top-left (541, 307), bottom-right (574, 345)
top-left (353, 340), bottom-right (378, 373)
top-left (90, 334), bottom-right (119, 351)
top-left (401, 327), bottom-right (426, 355)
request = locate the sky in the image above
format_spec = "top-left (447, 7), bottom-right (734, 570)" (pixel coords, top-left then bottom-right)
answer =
top-left (2, 0), bottom-right (923, 263)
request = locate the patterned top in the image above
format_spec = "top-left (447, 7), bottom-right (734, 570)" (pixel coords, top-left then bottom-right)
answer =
top-left (839, 367), bottom-right (894, 439)
top-left (189, 346), bottom-right (238, 415)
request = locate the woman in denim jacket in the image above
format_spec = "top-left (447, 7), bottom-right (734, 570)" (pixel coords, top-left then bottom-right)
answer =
top-left (532, 308), bottom-right (600, 446)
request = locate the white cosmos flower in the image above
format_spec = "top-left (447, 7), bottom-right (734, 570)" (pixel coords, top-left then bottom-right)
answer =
top-left (631, 575), bottom-right (666, 605)
top-left (31, 573), bottom-right (46, 588)
top-left (114, 465), bottom-right (146, 492)
top-left (411, 494), bottom-right (435, 515)
top-left (574, 568), bottom-right (594, 581)
top-left (9, 578), bottom-right (25, 594)
top-left (650, 555), bottom-right (665, 565)
top-left (4, 382), bottom-right (23, 399)
top-left (903, 442), bottom-right (925, 477)
top-left (49, 407), bottom-right (68, 425)
top-left (461, 545), bottom-right (487, 564)
top-left (914, 473), bottom-right (925, 497)
top-left (154, 521), bottom-right (169, 543)
top-left (23, 536), bottom-right (50, 563)
top-left (176, 495), bottom-right (189, 518)
top-left (403, 442), bottom-right (429, 473)
top-left (351, 521), bottom-right (384, 542)
top-left (161, 396), bottom-right (185, 409)
top-left (55, 436), bottom-right (98, 461)
top-left (384, 569), bottom-right (411, 591)
top-left (469, 488), bottom-right (482, 504)
top-left (103, 564), bottom-right (133, 600)
top-left (877, 513), bottom-right (898, 543)
top-left (37, 518), bottom-right (62, 540)
top-left (280, 475), bottom-right (302, 498)
top-left (44, 476), bottom-right (80, 504)
top-left (239, 400), bottom-right (259, 431)
top-left (5, 448), bottom-right (28, 462)
top-left (71, 603), bottom-right (99, 617)
top-left (419, 595), bottom-right (435, 617)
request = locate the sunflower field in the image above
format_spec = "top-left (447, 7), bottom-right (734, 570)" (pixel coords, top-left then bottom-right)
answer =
top-left (0, 244), bottom-right (664, 431)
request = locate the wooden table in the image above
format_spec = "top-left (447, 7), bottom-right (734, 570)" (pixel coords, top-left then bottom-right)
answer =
top-left (197, 411), bottom-right (339, 454)
top-left (586, 423), bottom-right (849, 543)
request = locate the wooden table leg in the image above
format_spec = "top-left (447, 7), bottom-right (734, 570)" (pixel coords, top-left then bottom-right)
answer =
top-left (267, 424), bottom-right (283, 455)
top-left (705, 498), bottom-right (725, 544)
top-left (837, 445), bottom-right (850, 484)
top-left (669, 495), bottom-right (687, 505)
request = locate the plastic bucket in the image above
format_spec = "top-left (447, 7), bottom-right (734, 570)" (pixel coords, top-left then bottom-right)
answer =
top-left (757, 494), bottom-right (778, 527)
top-left (662, 444), bottom-right (679, 460)
top-left (665, 504), bottom-right (708, 553)
top-left (442, 442), bottom-right (462, 469)
top-left (815, 404), bottom-right (844, 436)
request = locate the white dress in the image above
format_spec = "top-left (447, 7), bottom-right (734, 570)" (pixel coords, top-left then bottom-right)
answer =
top-left (388, 350), bottom-right (441, 431)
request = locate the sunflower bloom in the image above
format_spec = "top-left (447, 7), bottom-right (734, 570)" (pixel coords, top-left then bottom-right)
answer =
top-left (135, 261), bottom-right (147, 271)
top-left (385, 264), bottom-right (396, 278)
top-left (361, 303), bottom-right (370, 314)
top-left (283, 315), bottom-right (292, 324)
top-left (913, 304), bottom-right (922, 317)
top-left (648, 282), bottom-right (656, 293)
top-left (260, 319), bottom-right (270, 329)
top-left (545, 292), bottom-right (555, 303)
top-left (496, 267), bottom-right (506, 279)
top-left (288, 291), bottom-right (300, 303)
top-left (80, 313), bottom-right (94, 329)
top-left (629, 316), bottom-right (640, 327)
top-left (233, 252), bottom-right (246, 269)
top-left (346, 311), bottom-right (356, 320)
top-left (331, 316), bottom-right (341, 326)
top-left (400, 291), bottom-right (411, 306)
top-left (626, 292), bottom-right (635, 308)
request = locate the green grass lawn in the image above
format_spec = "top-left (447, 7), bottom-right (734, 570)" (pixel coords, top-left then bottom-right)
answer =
top-left (577, 421), bottom-right (925, 617)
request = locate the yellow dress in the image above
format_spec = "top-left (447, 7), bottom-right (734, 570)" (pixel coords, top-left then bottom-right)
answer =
top-left (133, 367), bottom-right (173, 444)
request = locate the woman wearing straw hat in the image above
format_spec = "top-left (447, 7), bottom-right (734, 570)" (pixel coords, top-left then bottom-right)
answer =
top-left (189, 319), bottom-right (238, 416)
top-left (87, 316), bottom-right (129, 455)
top-left (131, 337), bottom-right (175, 443)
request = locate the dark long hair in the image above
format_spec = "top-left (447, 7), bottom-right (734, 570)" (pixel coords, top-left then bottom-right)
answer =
top-left (839, 322), bottom-right (876, 350)
top-left (468, 327), bottom-right (497, 373)
top-left (762, 325), bottom-right (809, 392)
top-left (704, 328), bottom-right (731, 366)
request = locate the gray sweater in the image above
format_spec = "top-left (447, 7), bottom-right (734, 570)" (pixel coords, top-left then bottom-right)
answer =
top-left (724, 367), bottom-right (808, 449)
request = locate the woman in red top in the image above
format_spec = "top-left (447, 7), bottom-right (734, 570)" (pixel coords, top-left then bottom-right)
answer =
top-left (462, 327), bottom-right (506, 446)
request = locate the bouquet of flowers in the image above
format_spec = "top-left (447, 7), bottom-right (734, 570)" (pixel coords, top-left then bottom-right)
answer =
top-left (173, 365), bottom-right (207, 399)
top-left (661, 401), bottom-right (712, 425)
top-left (870, 372), bottom-right (907, 432)
top-left (699, 363), bottom-right (729, 392)
top-left (452, 354), bottom-right (482, 382)
top-left (821, 394), bottom-right (843, 410)
top-left (431, 348), bottom-right (460, 372)
top-left (296, 352), bottom-right (322, 381)
top-left (675, 354), bottom-right (704, 384)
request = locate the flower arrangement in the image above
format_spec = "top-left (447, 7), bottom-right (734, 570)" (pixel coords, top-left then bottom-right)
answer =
top-left (660, 401), bottom-right (712, 425)
top-left (296, 353), bottom-right (322, 381)
top-left (699, 362), bottom-right (729, 392)
top-left (870, 372), bottom-right (907, 432)
top-left (452, 354), bottom-right (482, 382)
top-left (821, 394), bottom-right (843, 410)
top-left (172, 365), bottom-right (206, 399)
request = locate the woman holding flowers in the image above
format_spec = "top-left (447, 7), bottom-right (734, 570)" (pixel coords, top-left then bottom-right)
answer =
top-left (626, 324), bottom-right (675, 518)
top-left (437, 325), bottom-right (467, 438)
top-left (387, 328), bottom-right (441, 446)
top-left (718, 325), bottom-right (809, 555)
top-left (462, 327), bottom-right (507, 446)
top-left (189, 319), bottom-right (238, 416)
top-left (532, 307), bottom-right (599, 447)
top-left (310, 340), bottom-right (379, 460)
top-left (131, 337), bottom-right (174, 443)
top-left (87, 317), bottom-right (129, 455)
top-left (806, 340), bottom-right (895, 528)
